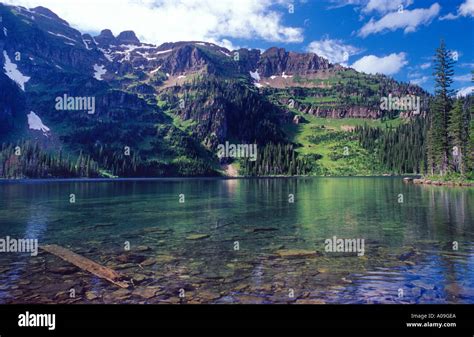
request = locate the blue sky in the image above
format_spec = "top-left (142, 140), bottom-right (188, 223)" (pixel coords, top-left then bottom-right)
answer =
top-left (230, 0), bottom-right (474, 94)
top-left (6, 0), bottom-right (474, 94)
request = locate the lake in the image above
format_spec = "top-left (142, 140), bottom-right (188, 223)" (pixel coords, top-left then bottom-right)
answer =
top-left (0, 177), bottom-right (473, 304)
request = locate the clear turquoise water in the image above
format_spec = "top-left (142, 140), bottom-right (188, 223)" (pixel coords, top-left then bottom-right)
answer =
top-left (0, 177), bottom-right (473, 303)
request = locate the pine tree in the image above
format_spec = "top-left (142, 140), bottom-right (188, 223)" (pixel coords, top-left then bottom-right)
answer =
top-left (448, 99), bottom-right (468, 175)
top-left (427, 40), bottom-right (455, 176)
top-left (465, 70), bottom-right (474, 176)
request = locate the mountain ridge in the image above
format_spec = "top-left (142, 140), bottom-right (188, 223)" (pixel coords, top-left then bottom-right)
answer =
top-left (0, 3), bottom-right (432, 178)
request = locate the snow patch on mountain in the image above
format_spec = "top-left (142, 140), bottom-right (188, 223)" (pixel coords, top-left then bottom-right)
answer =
top-left (48, 31), bottom-right (76, 42)
top-left (93, 64), bottom-right (107, 80)
top-left (457, 86), bottom-right (474, 97)
top-left (250, 70), bottom-right (260, 81)
top-left (3, 27), bottom-right (7, 36)
top-left (3, 51), bottom-right (31, 91)
top-left (27, 111), bottom-right (50, 135)
top-left (98, 48), bottom-right (114, 62)
top-left (150, 66), bottom-right (162, 74)
top-left (155, 49), bottom-right (172, 55)
top-left (83, 38), bottom-right (93, 50)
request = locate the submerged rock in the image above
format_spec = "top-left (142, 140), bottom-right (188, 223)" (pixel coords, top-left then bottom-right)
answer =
top-left (109, 288), bottom-right (132, 301)
top-left (186, 234), bottom-right (210, 240)
top-left (276, 249), bottom-right (319, 258)
top-left (295, 299), bottom-right (326, 304)
top-left (196, 290), bottom-right (221, 302)
top-left (132, 274), bottom-right (149, 283)
top-left (49, 266), bottom-right (79, 275)
top-left (444, 283), bottom-right (472, 298)
top-left (398, 248), bottom-right (417, 261)
top-left (116, 253), bottom-right (146, 264)
top-left (154, 255), bottom-right (176, 263)
top-left (85, 291), bottom-right (99, 301)
top-left (132, 286), bottom-right (161, 299)
top-left (247, 227), bottom-right (278, 233)
top-left (135, 245), bottom-right (151, 252)
top-left (140, 258), bottom-right (156, 267)
top-left (141, 227), bottom-right (172, 234)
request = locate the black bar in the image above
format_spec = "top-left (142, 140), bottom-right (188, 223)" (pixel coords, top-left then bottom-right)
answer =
top-left (0, 304), bottom-right (472, 337)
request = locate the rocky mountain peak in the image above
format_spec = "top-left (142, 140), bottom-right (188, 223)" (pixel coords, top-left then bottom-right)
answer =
top-left (32, 6), bottom-right (69, 26)
top-left (94, 29), bottom-right (117, 47)
top-left (258, 47), bottom-right (332, 77)
top-left (116, 31), bottom-right (141, 46)
top-left (162, 44), bottom-right (207, 75)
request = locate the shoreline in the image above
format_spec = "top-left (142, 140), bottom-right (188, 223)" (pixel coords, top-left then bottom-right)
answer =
top-left (0, 175), bottom-right (415, 184)
top-left (403, 177), bottom-right (474, 187)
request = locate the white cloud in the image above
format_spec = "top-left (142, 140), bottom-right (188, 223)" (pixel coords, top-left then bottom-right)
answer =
top-left (420, 62), bottom-right (431, 70)
top-left (358, 3), bottom-right (440, 37)
top-left (457, 86), bottom-right (474, 97)
top-left (454, 73), bottom-right (473, 82)
top-left (351, 52), bottom-right (408, 75)
top-left (459, 0), bottom-right (474, 16)
top-left (362, 0), bottom-right (413, 14)
top-left (306, 38), bottom-right (360, 65)
top-left (327, 0), bottom-right (366, 10)
top-left (410, 76), bottom-right (429, 86)
top-left (439, 13), bottom-right (459, 20)
top-left (212, 39), bottom-right (240, 51)
top-left (440, 0), bottom-right (474, 20)
top-left (3, 0), bottom-right (303, 47)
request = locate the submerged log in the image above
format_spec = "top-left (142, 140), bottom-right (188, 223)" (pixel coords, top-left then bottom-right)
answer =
top-left (41, 244), bottom-right (129, 288)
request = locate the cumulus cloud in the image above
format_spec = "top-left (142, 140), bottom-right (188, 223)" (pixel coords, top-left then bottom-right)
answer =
top-left (454, 74), bottom-right (474, 82)
top-left (410, 76), bottom-right (429, 86)
top-left (459, 0), bottom-right (474, 16)
top-left (420, 62), bottom-right (431, 70)
top-left (351, 52), bottom-right (408, 75)
top-left (3, 0), bottom-right (304, 47)
top-left (457, 86), bottom-right (474, 97)
top-left (358, 3), bottom-right (440, 37)
top-left (440, 0), bottom-right (474, 20)
top-left (362, 0), bottom-right (413, 14)
top-left (306, 38), bottom-right (361, 65)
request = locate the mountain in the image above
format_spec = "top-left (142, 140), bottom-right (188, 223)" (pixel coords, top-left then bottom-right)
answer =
top-left (0, 4), bottom-right (432, 178)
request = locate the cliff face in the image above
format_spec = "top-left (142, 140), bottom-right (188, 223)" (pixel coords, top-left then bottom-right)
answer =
top-left (257, 47), bottom-right (333, 77)
top-left (278, 97), bottom-right (381, 119)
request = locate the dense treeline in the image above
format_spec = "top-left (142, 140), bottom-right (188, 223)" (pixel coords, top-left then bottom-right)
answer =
top-left (0, 140), bottom-right (217, 178)
top-left (355, 117), bottom-right (427, 174)
top-left (88, 144), bottom-right (216, 177)
top-left (0, 142), bottom-right (100, 178)
top-left (240, 143), bottom-right (315, 176)
top-left (81, 122), bottom-right (217, 177)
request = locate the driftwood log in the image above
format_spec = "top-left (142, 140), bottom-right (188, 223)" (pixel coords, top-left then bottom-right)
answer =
top-left (41, 244), bottom-right (129, 288)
